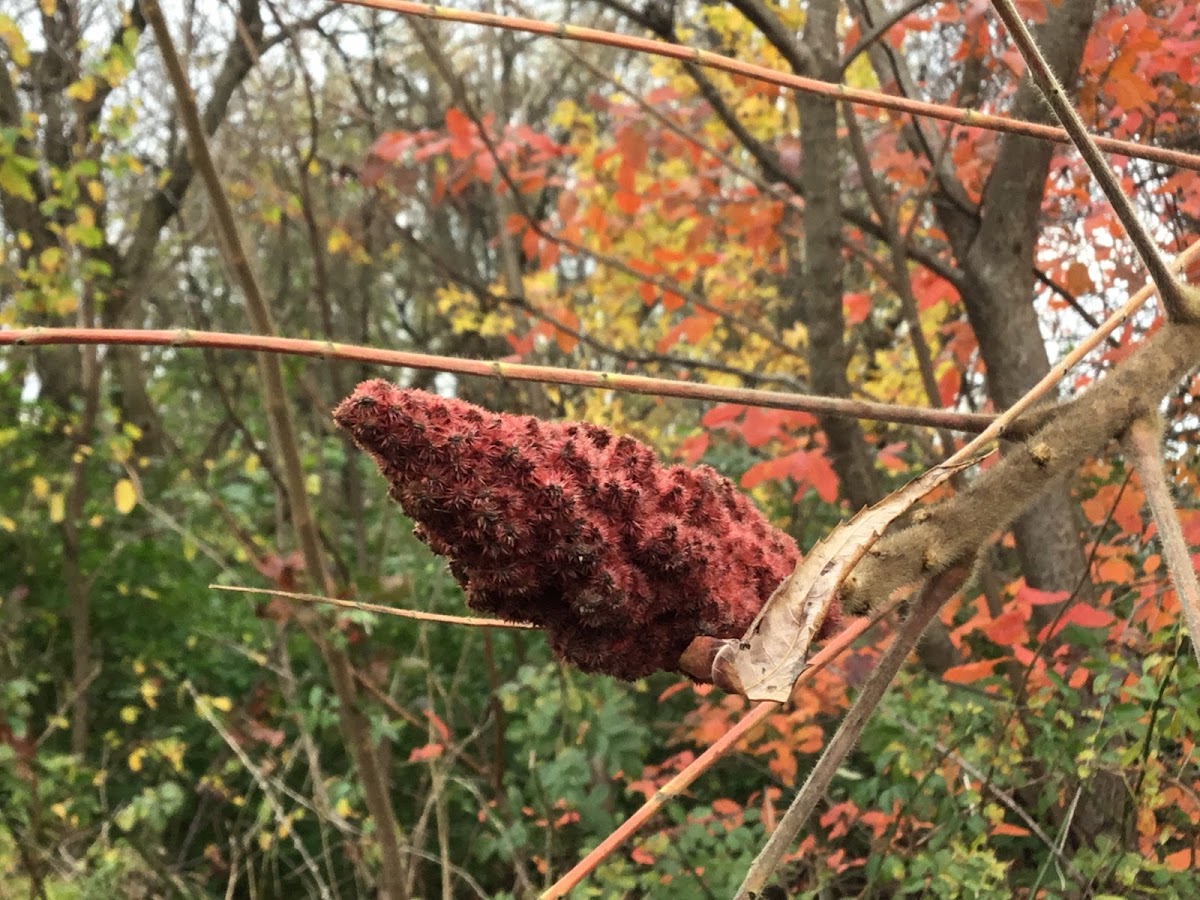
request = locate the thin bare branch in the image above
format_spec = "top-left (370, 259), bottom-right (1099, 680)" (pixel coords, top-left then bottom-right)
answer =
top-left (1123, 418), bottom-right (1200, 667)
top-left (733, 566), bottom-right (968, 898)
top-left (0, 327), bottom-right (1000, 432)
top-left (333, 0), bottom-right (1200, 174)
top-left (988, 0), bottom-right (1194, 320)
top-left (212, 584), bottom-right (537, 629)
top-left (541, 609), bottom-right (890, 898)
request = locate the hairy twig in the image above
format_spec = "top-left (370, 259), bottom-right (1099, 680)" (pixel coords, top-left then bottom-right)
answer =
top-left (841, 321), bottom-right (1200, 613)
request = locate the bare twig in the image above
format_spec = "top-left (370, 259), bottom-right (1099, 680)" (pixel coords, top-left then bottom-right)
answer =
top-left (212, 584), bottom-right (537, 629)
top-left (183, 681), bottom-right (335, 900)
top-left (894, 720), bottom-right (1086, 887)
top-left (0, 327), bottom-right (1001, 433)
top-left (140, 1), bottom-right (410, 892)
top-left (1123, 417), bottom-right (1200, 667)
top-left (333, 0), bottom-right (1200, 173)
top-left (987, 0), bottom-right (1192, 320)
top-left (733, 567), bottom-right (968, 898)
top-left (540, 609), bottom-right (891, 898)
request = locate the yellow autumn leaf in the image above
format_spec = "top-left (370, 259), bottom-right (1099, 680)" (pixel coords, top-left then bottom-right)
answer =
top-left (31, 475), bottom-right (49, 498)
top-left (210, 696), bottom-right (233, 712)
top-left (65, 76), bottom-right (96, 102)
top-left (326, 227), bottom-right (351, 254)
top-left (114, 479), bottom-right (137, 514)
top-left (128, 747), bottom-right (146, 772)
top-left (86, 180), bottom-right (104, 202)
top-left (48, 493), bottom-right (65, 523)
top-left (139, 678), bottom-right (159, 709)
top-left (304, 473), bottom-right (320, 495)
top-left (0, 516), bottom-right (14, 532)
top-left (0, 15), bottom-right (32, 68)
top-left (120, 705), bottom-right (139, 724)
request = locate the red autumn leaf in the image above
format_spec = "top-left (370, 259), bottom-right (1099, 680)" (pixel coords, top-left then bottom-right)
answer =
top-left (1165, 847), bottom-right (1195, 872)
top-left (991, 822), bottom-right (1031, 838)
top-left (614, 191), bottom-right (641, 215)
top-left (938, 366), bottom-right (961, 406)
top-left (445, 108), bottom-right (474, 159)
top-left (424, 708), bottom-right (451, 743)
top-left (1057, 604), bottom-right (1115, 630)
top-left (554, 308), bottom-right (580, 354)
top-left (799, 451), bottom-right (839, 504)
top-left (843, 292), bottom-right (871, 325)
top-left (1011, 0), bottom-right (1049, 24)
top-left (792, 723), bottom-right (824, 755)
top-left (701, 404), bottom-right (744, 429)
top-left (505, 331), bottom-right (534, 355)
top-left (409, 743), bottom-right (445, 763)
top-left (711, 798), bottom-right (742, 816)
top-left (740, 407), bottom-right (786, 448)
top-left (912, 268), bottom-right (960, 311)
top-left (616, 124), bottom-right (649, 171)
top-left (1095, 553), bottom-right (1135, 585)
top-left (740, 449), bottom-right (838, 504)
top-left (521, 228), bottom-right (539, 262)
top-left (982, 605), bottom-right (1029, 647)
top-left (557, 190), bottom-right (578, 224)
top-left (1063, 261), bottom-right (1093, 295)
top-left (1014, 584), bottom-right (1070, 607)
top-left (942, 658), bottom-right (1006, 684)
top-left (740, 454), bottom-right (792, 489)
top-left (473, 153), bottom-right (495, 182)
top-left (368, 131), bottom-right (413, 163)
top-left (626, 779), bottom-right (657, 801)
top-left (630, 846), bottom-right (656, 865)
top-left (1040, 603), bottom-right (1116, 641)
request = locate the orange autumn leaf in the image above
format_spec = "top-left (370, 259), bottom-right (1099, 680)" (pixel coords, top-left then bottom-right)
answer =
top-left (991, 822), bottom-right (1031, 838)
top-left (942, 658), bottom-right (1006, 684)
top-left (408, 742), bottom-right (444, 763)
top-left (982, 604), bottom-right (1030, 647)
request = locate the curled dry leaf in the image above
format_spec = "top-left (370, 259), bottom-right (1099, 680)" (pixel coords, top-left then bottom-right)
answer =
top-left (713, 456), bottom-right (977, 702)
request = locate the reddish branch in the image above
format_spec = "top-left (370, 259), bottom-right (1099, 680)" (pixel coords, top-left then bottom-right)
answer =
top-left (335, 0), bottom-right (1200, 174)
top-left (333, 380), bottom-right (835, 679)
top-left (0, 327), bottom-right (998, 432)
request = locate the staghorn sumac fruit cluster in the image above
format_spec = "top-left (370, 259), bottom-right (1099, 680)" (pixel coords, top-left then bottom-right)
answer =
top-left (334, 380), bottom-right (827, 680)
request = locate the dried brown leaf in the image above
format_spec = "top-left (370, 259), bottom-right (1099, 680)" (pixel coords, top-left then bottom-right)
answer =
top-left (713, 456), bottom-right (977, 701)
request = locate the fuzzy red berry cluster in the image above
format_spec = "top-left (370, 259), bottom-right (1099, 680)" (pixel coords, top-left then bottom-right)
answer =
top-left (333, 380), bottom-right (810, 680)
